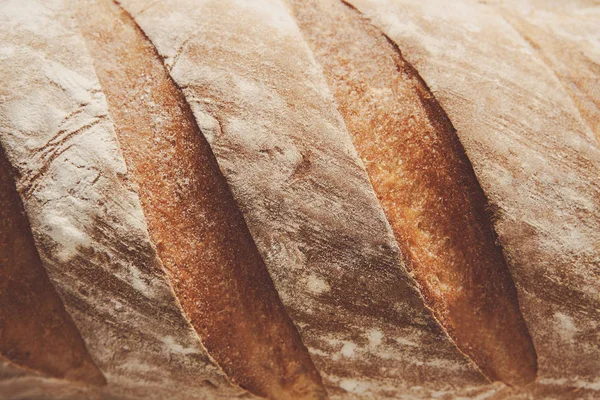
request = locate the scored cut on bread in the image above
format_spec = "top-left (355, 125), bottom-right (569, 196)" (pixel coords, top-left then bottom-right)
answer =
top-left (289, 0), bottom-right (537, 387)
top-left (0, 0), bottom-right (247, 398)
top-left (116, 0), bottom-right (503, 398)
top-left (344, 0), bottom-right (600, 397)
top-left (74, 0), bottom-right (325, 398)
top-left (0, 0), bottom-right (598, 398)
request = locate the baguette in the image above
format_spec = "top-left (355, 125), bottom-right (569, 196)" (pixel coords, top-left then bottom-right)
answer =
top-left (0, 0), bottom-right (598, 398)
top-left (74, 0), bottom-right (325, 398)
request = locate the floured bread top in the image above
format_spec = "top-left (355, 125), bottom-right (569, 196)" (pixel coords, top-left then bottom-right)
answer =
top-left (346, 0), bottom-right (600, 398)
top-left (0, 0), bottom-right (598, 399)
top-left (0, 0), bottom-right (246, 399)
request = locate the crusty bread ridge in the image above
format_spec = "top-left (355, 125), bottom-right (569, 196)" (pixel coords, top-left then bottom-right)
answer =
top-left (290, 0), bottom-right (537, 387)
top-left (0, 0), bottom-right (248, 398)
top-left (344, 0), bottom-right (600, 397)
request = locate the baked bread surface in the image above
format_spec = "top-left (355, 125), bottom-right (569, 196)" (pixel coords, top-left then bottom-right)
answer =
top-left (0, 0), bottom-right (598, 399)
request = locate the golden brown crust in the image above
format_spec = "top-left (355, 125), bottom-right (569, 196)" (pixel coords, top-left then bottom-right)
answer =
top-left (115, 0), bottom-right (493, 397)
top-left (0, 148), bottom-right (105, 385)
top-left (1, 0), bottom-right (247, 396)
top-left (2, 0), bottom-right (596, 397)
top-left (340, 0), bottom-right (600, 397)
top-left (290, 0), bottom-right (537, 386)
top-left (75, 1), bottom-right (326, 398)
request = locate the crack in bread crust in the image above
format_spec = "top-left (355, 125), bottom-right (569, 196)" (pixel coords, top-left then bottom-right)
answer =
top-left (342, 0), bottom-right (600, 397)
top-left (289, 0), bottom-right (537, 386)
top-left (115, 0), bottom-right (497, 398)
top-left (75, 1), bottom-right (326, 398)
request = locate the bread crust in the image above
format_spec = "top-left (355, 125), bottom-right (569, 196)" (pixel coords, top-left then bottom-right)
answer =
top-left (117, 0), bottom-right (500, 397)
top-left (290, 0), bottom-right (537, 387)
top-left (490, 0), bottom-right (600, 146)
top-left (346, 0), bottom-right (600, 397)
top-left (0, 146), bottom-right (105, 385)
top-left (0, 0), bottom-right (246, 398)
top-left (75, 0), bottom-right (325, 398)
top-left (0, 0), bottom-right (597, 398)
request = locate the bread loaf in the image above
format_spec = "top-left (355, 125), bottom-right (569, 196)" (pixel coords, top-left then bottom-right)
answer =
top-left (0, 0), bottom-right (598, 399)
